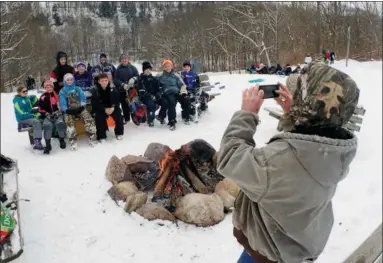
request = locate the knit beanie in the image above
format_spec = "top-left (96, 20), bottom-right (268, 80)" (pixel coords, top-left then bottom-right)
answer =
top-left (76, 61), bottom-right (86, 68)
top-left (119, 54), bottom-right (129, 62)
top-left (183, 61), bottom-right (191, 67)
top-left (63, 73), bottom-right (74, 82)
top-left (142, 61), bottom-right (152, 71)
top-left (162, 59), bottom-right (173, 67)
top-left (43, 80), bottom-right (54, 88)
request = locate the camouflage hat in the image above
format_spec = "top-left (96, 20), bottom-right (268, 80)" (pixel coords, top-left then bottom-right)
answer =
top-left (288, 62), bottom-right (360, 128)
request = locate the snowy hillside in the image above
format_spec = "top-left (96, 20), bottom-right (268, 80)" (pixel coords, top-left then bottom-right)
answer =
top-left (1, 61), bottom-right (381, 263)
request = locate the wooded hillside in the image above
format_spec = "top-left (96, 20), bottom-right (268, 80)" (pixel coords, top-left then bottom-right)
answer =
top-left (1, 1), bottom-right (382, 92)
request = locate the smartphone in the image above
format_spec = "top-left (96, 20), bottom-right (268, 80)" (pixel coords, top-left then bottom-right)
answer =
top-left (258, 84), bottom-right (280, 99)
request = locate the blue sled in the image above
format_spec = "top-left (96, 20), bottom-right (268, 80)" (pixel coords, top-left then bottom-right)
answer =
top-left (248, 79), bottom-right (264, 84)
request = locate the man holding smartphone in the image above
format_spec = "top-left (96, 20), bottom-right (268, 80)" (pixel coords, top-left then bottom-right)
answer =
top-left (217, 63), bottom-right (359, 263)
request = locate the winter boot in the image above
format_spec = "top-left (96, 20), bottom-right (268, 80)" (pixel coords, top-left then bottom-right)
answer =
top-left (168, 120), bottom-right (176, 131)
top-left (59, 138), bottom-right (66, 149)
top-left (33, 139), bottom-right (44, 150)
top-left (116, 135), bottom-right (123, 140)
top-left (69, 138), bottom-right (78, 151)
top-left (183, 118), bottom-right (190, 125)
top-left (88, 134), bottom-right (98, 147)
top-left (148, 122), bottom-right (154, 127)
top-left (28, 133), bottom-right (34, 145)
top-left (132, 114), bottom-right (140, 126)
top-left (43, 139), bottom-right (52, 155)
top-left (156, 115), bottom-right (165, 125)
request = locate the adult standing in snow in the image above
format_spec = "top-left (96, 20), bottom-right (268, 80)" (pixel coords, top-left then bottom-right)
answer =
top-left (38, 80), bottom-right (67, 154)
top-left (74, 61), bottom-right (93, 92)
top-left (114, 54), bottom-right (139, 124)
top-left (50, 51), bottom-right (76, 94)
top-left (13, 86), bottom-right (43, 150)
top-left (91, 53), bottom-right (116, 80)
top-left (156, 59), bottom-right (189, 130)
top-left (217, 63), bottom-right (359, 263)
top-left (304, 53), bottom-right (312, 64)
top-left (330, 51), bottom-right (336, 64)
top-left (59, 73), bottom-right (97, 150)
top-left (91, 73), bottom-right (124, 142)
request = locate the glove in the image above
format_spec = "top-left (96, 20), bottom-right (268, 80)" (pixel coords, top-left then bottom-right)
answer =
top-left (52, 111), bottom-right (62, 119)
top-left (45, 113), bottom-right (52, 120)
top-left (122, 83), bottom-right (129, 91)
top-left (138, 89), bottom-right (146, 97)
top-left (76, 106), bottom-right (85, 114)
top-left (180, 86), bottom-right (188, 95)
top-left (155, 92), bottom-right (162, 101)
top-left (31, 107), bottom-right (39, 114)
top-left (33, 113), bottom-right (41, 119)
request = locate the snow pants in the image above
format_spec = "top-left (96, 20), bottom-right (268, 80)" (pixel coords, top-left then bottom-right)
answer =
top-left (42, 116), bottom-right (66, 140)
top-left (64, 109), bottom-right (96, 143)
top-left (94, 107), bottom-right (124, 140)
top-left (159, 94), bottom-right (191, 122)
top-left (141, 97), bottom-right (157, 124)
top-left (237, 250), bottom-right (259, 263)
top-left (19, 118), bottom-right (42, 139)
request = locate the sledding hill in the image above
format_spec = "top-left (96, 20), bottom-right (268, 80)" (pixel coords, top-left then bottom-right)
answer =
top-left (1, 61), bottom-right (382, 263)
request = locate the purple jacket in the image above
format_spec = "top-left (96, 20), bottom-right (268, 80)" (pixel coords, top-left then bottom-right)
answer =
top-left (74, 71), bottom-right (92, 91)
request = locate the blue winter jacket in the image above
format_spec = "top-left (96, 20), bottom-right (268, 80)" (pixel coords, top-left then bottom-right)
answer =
top-left (157, 71), bottom-right (185, 95)
top-left (13, 95), bottom-right (38, 122)
top-left (59, 80), bottom-right (86, 112)
top-left (181, 71), bottom-right (198, 91)
top-left (74, 71), bottom-right (92, 91)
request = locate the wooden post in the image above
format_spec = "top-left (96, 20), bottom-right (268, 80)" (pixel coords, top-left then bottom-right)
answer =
top-left (346, 26), bottom-right (351, 67)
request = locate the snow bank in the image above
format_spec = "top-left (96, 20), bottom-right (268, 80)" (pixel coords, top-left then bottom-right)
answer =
top-left (1, 61), bottom-right (381, 263)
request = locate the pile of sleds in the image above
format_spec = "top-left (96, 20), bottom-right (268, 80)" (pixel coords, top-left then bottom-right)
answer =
top-left (0, 154), bottom-right (24, 263)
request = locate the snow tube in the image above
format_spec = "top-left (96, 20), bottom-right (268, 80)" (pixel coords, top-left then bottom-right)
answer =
top-left (248, 78), bottom-right (264, 84)
top-left (107, 116), bottom-right (115, 128)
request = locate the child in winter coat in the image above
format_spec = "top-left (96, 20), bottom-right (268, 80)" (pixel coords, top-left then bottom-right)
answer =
top-left (38, 80), bottom-right (67, 154)
top-left (181, 61), bottom-right (209, 118)
top-left (13, 86), bottom-right (44, 150)
top-left (50, 51), bottom-right (75, 93)
top-left (91, 73), bottom-right (124, 142)
top-left (74, 61), bottom-right (93, 92)
top-left (134, 61), bottom-right (163, 127)
top-left (156, 59), bottom-right (190, 130)
top-left (59, 73), bottom-right (97, 150)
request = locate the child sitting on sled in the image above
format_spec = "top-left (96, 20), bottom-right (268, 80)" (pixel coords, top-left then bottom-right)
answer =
top-left (13, 86), bottom-right (44, 150)
top-left (38, 80), bottom-right (67, 154)
top-left (59, 73), bottom-right (97, 150)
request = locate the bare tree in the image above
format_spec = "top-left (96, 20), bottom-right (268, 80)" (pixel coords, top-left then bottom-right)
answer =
top-left (214, 3), bottom-right (273, 67)
top-left (1, 2), bottom-right (31, 91)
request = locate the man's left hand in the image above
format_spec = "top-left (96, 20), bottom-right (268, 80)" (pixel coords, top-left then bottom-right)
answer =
top-left (241, 86), bottom-right (264, 114)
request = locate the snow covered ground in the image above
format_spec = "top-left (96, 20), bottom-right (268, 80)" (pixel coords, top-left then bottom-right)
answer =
top-left (1, 60), bottom-right (381, 263)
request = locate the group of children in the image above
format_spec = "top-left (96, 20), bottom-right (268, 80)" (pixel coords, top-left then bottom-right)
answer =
top-left (13, 51), bottom-right (209, 153)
